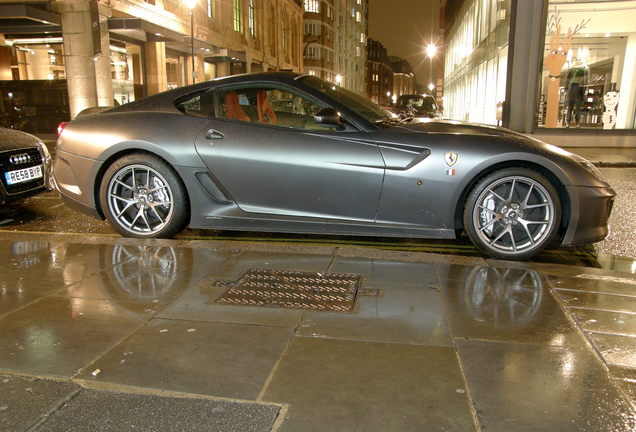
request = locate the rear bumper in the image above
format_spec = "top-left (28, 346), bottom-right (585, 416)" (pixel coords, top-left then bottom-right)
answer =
top-left (53, 149), bottom-right (103, 220)
top-left (561, 185), bottom-right (616, 246)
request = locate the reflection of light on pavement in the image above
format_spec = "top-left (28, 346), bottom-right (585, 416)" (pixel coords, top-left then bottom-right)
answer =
top-left (551, 334), bottom-right (565, 346)
top-left (25, 326), bottom-right (59, 363)
top-left (560, 351), bottom-right (576, 379)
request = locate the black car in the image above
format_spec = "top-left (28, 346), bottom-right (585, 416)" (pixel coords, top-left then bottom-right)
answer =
top-left (394, 94), bottom-right (439, 119)
top-left (0, 128), bottom-right (53, 205)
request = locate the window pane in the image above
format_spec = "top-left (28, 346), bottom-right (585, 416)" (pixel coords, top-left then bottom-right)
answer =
top-left (538, 1), bottom-right (636, 129)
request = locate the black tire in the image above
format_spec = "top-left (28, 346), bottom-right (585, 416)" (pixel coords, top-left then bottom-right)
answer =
top-left (100, 153), bottom-right (188, 238)
top-left (463, 168), bottom-right (561, 260)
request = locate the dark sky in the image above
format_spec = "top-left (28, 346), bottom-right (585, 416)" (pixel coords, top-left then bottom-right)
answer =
top-left (368, 0), bottom-right (441, 86)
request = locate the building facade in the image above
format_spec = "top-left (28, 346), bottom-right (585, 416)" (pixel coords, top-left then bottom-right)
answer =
top-left (389, 56), bottom-right (415, 101)
top-left (366, 38), bottom-right (391, 105)
top-left (334, 0), bottom-right (367, 94)
top-left (302, 0), bottom-right (336, 82)
top-left (0, 0), bottom-right (303, 134)
top-left (441, 0), bottom-right (636, 146)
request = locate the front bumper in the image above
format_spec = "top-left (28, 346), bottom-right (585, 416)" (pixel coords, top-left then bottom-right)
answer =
top-left (0, 146), bottom-right (52, 205)
top-left (561, 185), bottom-right (616, 247)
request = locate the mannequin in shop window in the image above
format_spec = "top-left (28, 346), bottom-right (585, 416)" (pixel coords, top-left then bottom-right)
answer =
top-left (565, 58), bottom-right (589, 127)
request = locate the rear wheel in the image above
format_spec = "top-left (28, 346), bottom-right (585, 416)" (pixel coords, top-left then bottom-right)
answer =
top-left (100, 154), bottom-right (187, 238)
top-left (463, 168), bottom-right (561, 260)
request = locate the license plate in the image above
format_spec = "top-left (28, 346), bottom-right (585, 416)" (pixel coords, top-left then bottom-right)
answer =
top-left (4, 165), bottom-right (43, 185)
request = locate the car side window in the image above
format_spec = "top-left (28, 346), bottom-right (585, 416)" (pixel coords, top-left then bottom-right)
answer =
top-left (217, 86), bottom-right (334, 131)
top-left (176, 90), bottom-right (215, 117)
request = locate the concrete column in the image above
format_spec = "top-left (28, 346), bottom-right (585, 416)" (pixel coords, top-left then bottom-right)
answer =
top-left (16, 50), bottom-right (28, 80)
top-left (58, 0), bottom-right (98, 118)
top-left (144, 42), bottom-right (167, 95)
top-left (216, 61), bottom-right (230, 78)
top-left (195, 54), bottom-right (205, 83)
top-left (505, 0), bottom-right (545, 133)
top-left (616, 34), bottom-right (636, 129)
top-left (95, 18), bottom-right (114, 107)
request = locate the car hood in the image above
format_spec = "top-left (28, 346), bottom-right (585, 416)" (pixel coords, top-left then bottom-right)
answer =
top-left (397, 119), bottom-right (527, 139)
top-left (0, 128), bottom-right (42, 151)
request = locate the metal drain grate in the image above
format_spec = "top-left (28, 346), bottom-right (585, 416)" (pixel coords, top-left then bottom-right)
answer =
top-left (213, 269), bottom-right (361, 312)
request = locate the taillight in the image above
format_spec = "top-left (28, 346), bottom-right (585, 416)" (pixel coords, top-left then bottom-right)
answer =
top-left (57, 121), bottom-right (69, 136)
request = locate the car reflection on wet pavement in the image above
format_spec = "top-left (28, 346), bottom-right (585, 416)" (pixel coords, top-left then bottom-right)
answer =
top-left (2, 234), bottom-right (636, 431)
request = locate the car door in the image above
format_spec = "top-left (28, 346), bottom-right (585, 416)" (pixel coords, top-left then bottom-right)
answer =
top-left (192, 84), bottom-right (385, 222)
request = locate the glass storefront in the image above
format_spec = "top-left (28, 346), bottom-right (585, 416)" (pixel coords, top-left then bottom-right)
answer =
top-left (538, 0), bottom-right (636, 130)
top-left (443, 0), bottom-right (512, 125)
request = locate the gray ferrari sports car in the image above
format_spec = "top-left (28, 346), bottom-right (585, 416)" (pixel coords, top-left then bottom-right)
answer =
top-left (53, 72), bottom-right (615, 260)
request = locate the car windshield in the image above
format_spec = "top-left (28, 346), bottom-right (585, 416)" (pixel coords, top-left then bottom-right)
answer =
top-left (298, 75), bottom-right (392, 124)
top-left (396, 95), bottom-right (437, 115)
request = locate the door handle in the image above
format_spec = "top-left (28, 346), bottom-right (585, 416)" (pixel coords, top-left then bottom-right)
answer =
top-left (205, 129), bottom-right (224, 140)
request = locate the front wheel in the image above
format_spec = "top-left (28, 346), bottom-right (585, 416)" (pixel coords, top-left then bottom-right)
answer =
top-left (100, 154), bottom-right (188, 238)
top-left (463, 168), bottom-right (561, 260)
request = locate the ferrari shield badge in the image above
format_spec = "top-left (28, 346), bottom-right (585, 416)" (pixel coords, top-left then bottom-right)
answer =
top-left (444, 152), bottom-right (458, 167)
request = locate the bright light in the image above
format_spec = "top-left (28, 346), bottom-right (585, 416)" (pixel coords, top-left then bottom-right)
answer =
top-left (426, 43), bottom-right (437, 59)
top-left (335, 74), bottom-right (342, 85)
top-left (184, 0), bottom-right (197, 9)
top-left (428, 83), bottom-right (435, 91)
top-left (386, 91), bottom-right (391, 97)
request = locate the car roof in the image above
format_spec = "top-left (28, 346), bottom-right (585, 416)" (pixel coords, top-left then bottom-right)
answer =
top-left (107, 72), bottom-right (307, 114)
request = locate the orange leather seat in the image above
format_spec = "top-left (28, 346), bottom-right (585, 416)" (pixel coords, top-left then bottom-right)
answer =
top-left (257, 91), bottom-right (277, 125)
top-left (224, 91), bottom-right (250, 122)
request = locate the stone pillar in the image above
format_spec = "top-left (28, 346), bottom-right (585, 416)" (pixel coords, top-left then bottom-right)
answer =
top-left (216, 61), bottom-right (230, 78)
top-left (144, 41), bottom-right (167, 95)
top-left (95, 17), bottom-right (114, 107)
top-left (58, 0), bottom-right (98, 118)
top-left (195, 54), bottom-right (205, 83)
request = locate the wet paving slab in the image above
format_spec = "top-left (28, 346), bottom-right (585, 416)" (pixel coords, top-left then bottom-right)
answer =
top-left (261, 337), bottom-right (476, 432)
top-left (457, 340), bottom-right (636, 431)
top-left (31, 389), bottom-right (280, 432)
top-left (0, 374), bottom-right (79, 432)
top-left (2, 232), bottom-right (636, 431)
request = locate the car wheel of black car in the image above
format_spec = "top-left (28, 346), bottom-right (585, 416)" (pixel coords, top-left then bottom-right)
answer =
top-left (100, 154), bottom-right (188, 238)
top-left (463, 168), bottom-right (561, 260)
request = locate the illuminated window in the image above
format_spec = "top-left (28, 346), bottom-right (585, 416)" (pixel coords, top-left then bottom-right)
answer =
top-left (282, 15), bottom-right (288, 54)
top-left (248, 0), bottom-right (256, 38)
top-left (304, 0), bottom-right (320, 13)
top-left (233, 0), bottom-right (242, 32)
top-left (207, 0), bottom-right (213, 18)
top-left (356, 11), bottom-right (361, 22)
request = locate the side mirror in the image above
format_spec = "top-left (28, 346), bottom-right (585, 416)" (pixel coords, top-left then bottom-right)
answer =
top-left (314, 107), bottom-right (342, 126)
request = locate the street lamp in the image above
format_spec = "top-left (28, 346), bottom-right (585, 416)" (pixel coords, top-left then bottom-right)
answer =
top-left (335, 74), bottom-right (342, 85)
top-left (425, 43), bottom-right (437, 92)
top-left (184, 0), bottom-right (197, 84)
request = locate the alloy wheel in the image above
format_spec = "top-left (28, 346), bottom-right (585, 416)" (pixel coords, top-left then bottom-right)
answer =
top-left (472, 175), bottom-right (556, 255)
top-left (106, 164), bottom-right (174, 235)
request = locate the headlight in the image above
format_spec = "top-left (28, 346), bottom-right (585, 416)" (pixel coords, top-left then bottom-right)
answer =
top-left (37, 140), bottom-right (51, 164)
top-left (570, 153), bottom-right (606, 183)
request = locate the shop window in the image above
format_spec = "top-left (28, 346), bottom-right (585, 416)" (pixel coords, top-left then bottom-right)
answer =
top-left (538, 2), bottom-right (636, 129)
